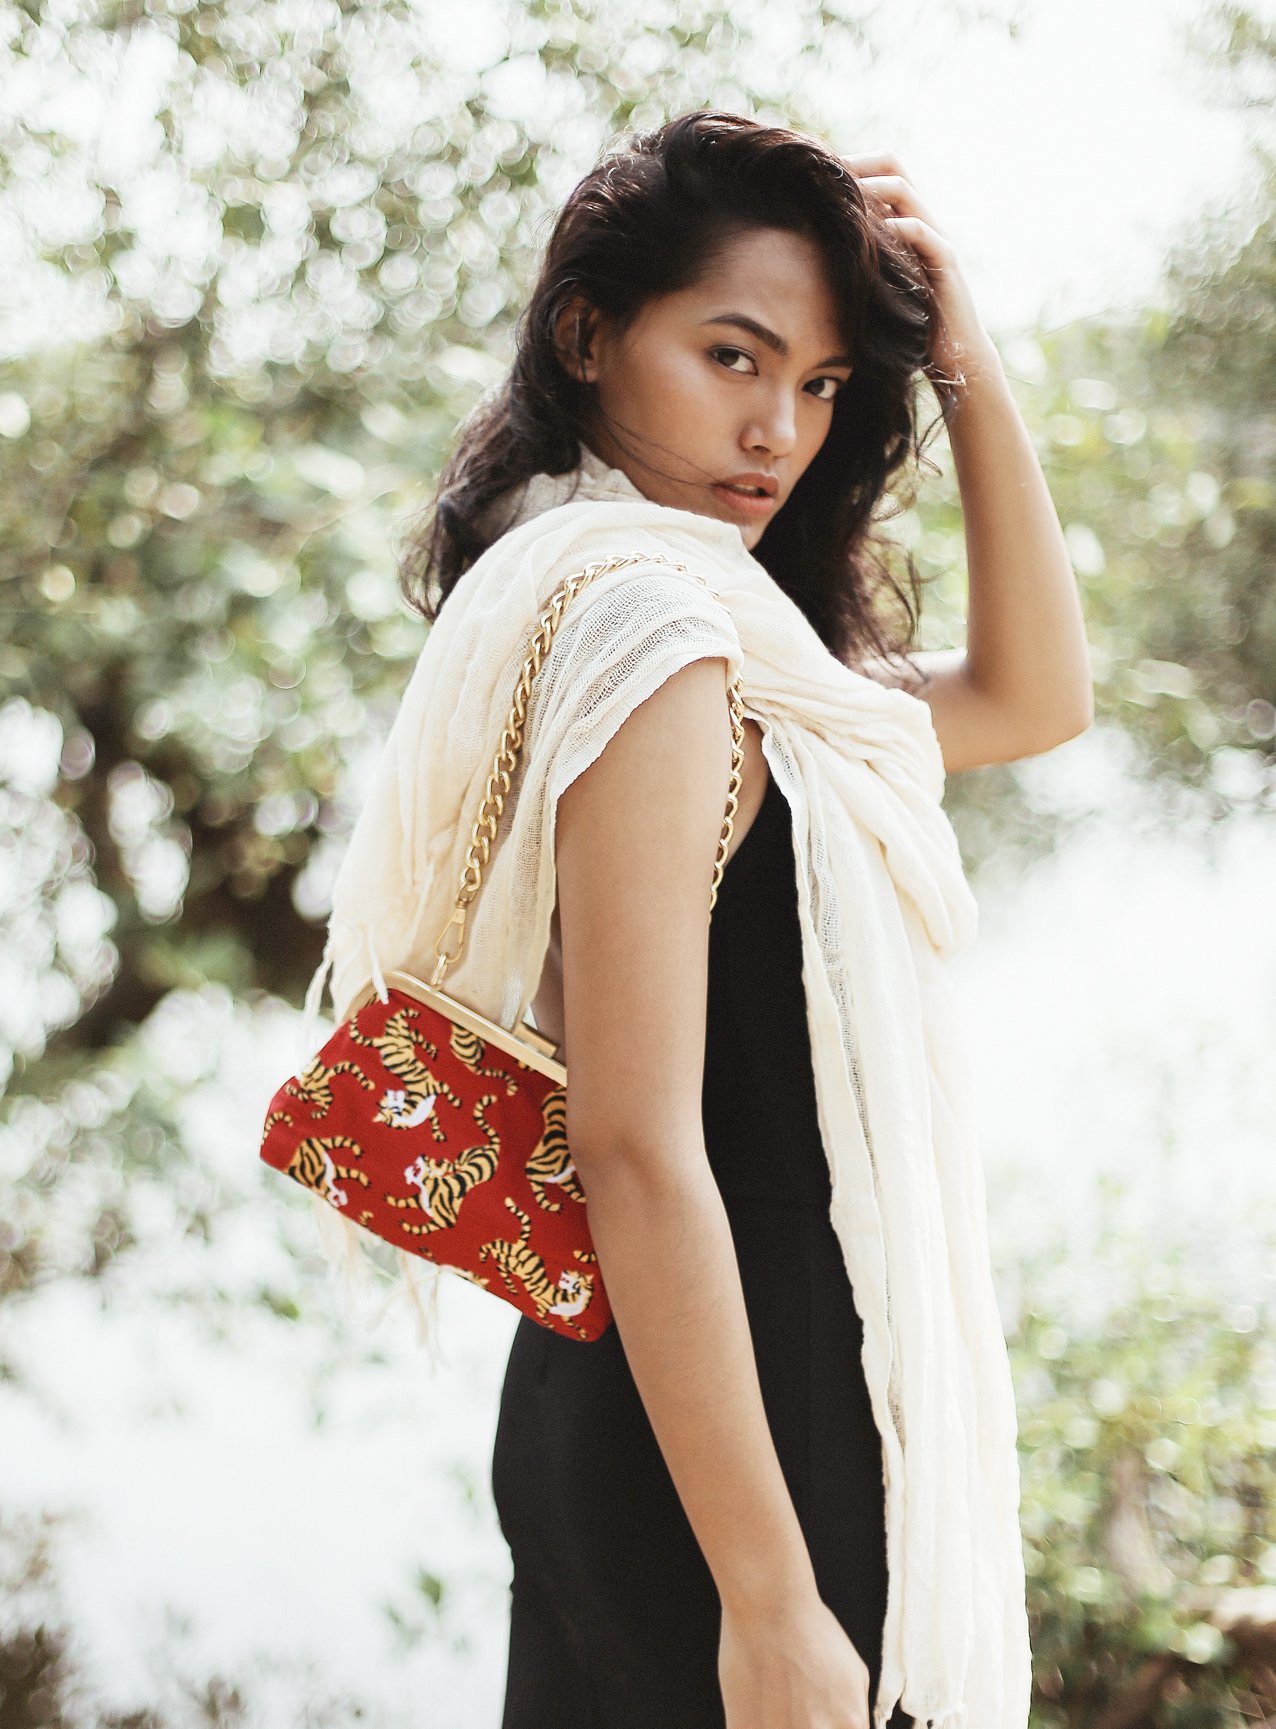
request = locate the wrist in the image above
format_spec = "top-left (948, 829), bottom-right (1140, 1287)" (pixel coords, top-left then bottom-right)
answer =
top-left (718, 1551), bottom-right (821, 1623)
top-left (934, 335), bottom-right (1007, 415)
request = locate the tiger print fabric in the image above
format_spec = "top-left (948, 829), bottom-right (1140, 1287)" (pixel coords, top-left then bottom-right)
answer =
top-left (260, 991), bottom-right (611, 1341)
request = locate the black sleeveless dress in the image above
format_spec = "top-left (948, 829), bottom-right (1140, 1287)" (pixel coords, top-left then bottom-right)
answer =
top-left (491, 767), bottom-right (914, 1728)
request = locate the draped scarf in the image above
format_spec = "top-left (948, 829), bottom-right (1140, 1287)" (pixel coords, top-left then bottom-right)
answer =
top-left (295, 443), bottom-right (1032, 1729)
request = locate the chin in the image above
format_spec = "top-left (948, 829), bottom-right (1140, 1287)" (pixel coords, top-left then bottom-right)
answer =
top-left (681, 487), bottom-right (760, 548)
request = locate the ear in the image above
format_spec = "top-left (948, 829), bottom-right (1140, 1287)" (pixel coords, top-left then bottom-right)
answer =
top-left (553, 295), bottom-right (603, 384)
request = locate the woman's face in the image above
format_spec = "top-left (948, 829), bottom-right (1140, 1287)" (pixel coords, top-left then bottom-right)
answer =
top-left (561, 225), bottom-right (854, 551)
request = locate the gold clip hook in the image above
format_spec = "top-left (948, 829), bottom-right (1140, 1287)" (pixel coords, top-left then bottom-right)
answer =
top-left (430, 906), bottom-right (468, 987)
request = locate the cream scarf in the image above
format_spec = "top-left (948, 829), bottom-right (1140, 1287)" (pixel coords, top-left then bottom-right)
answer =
top-left (296, 444), bottom-right (1031, 1729)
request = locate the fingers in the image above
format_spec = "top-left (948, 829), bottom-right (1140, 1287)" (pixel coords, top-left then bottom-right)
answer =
top-left (839, 151), bottom-right (952, 256)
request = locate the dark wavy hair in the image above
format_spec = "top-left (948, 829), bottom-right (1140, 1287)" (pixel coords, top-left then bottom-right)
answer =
top-left (398, 109), bottom-right (962, 670)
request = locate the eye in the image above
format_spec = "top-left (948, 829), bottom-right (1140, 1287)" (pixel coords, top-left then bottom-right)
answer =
top-left (709, 346), bottom-right (847, 402)
top-left (709, 345), bottom-right (756, 375)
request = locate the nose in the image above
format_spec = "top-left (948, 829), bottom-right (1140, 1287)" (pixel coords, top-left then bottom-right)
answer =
top-left (741, 386), bottom-right (797, 461)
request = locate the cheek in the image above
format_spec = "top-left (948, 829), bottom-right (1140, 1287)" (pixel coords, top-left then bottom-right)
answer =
top-left (612, 346), bottom-right (714, 419)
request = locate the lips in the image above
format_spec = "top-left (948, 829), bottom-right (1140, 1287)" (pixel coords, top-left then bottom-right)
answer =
top-left (710, 481), bottom-right (779, 519)
top-left (717, 474), bottom-right (778, 497)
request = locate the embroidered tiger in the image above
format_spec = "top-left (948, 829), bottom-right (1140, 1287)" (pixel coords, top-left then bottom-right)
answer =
top-left (479, 1196), bottom-right (599, 1338)
top-left (348, 1006), bottom-right (463, 1138)
top-left (284, 1054), bottom-right (376, 1118)
top-left (387, 1092), bottom-right (500, 1234)
top-left (447, 1023), bottom-right (521, 1096)
top-left (274, 1129), bottom-right (369, 1210)
top-left (524, 1086), bottom-right (587, 1212)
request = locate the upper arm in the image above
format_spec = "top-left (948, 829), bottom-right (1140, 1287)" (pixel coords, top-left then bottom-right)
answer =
top-left (553, 654), bottom-right (735, 1179)
top-left (856, 647), bottom-right (1003, 774)
top-left (855, 647), bottom-right (1091, 773)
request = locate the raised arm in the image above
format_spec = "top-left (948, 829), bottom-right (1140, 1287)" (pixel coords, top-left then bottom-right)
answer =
top-left (840, 149), bottom-right (1094, 775)
top-left (855, 348), bottom-right (1095, 776)
top-left (555, 654), bottom-right (871, 1728)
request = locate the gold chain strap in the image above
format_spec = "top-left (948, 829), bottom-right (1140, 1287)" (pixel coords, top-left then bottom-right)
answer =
top-left (429, 552), bottom-right (746, 988)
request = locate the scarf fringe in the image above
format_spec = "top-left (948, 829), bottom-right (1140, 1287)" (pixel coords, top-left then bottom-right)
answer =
top-left (308, 1191), bottom-right (446, 1369)
top-left (296, 928), bottom-right (334, 1070)
top-left (874, 1702), bottom-right (966, 1729)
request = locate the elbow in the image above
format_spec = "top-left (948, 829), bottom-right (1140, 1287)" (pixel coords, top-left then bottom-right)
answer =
top-left (568, 1129), bottom-right (708, 1199)
top-left (1069, 653), bottom-right (1098, 736)
top-left (1071, 676), bottom-right (1097, 735)
top-left (1011, 696), bottom-right (1094, 761)
top-left (1056, 694), bottom-right (1095, 744)
top-left (1036, 672), bottom-right (1097, 751)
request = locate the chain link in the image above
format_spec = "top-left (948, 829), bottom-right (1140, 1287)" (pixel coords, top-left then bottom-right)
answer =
top-left (431, 552), bottom-right (745, 987)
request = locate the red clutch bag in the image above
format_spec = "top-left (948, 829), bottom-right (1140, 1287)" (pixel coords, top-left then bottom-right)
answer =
top-left (259, 550), bottom-right (745, 1342)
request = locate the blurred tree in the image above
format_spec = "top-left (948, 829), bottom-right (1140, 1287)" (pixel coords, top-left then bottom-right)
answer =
top-left (9, 0), bottom-right (1032, 1074)
top-left (0, 0), bottom-right (1269, 1105)
top-left (900, 2), bottom-right (1276, 884)
top-left (1007, 1219), bottom-right (1276, 1729)
top-left (1062, 1), bottom-right (1276, 815)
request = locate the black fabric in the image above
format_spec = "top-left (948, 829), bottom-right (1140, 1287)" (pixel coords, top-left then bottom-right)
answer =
top-left (491, 768), bottom-right (914, 1727)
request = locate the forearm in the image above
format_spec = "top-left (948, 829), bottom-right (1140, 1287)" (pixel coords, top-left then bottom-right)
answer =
top-left (576, 1145), bottom-right (818, 1616)
top-left (942, 343), bottom-right (1094, 738)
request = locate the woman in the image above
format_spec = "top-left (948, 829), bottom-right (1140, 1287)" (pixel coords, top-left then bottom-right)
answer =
top-left (311, 110), bottom-right (1092, 1729)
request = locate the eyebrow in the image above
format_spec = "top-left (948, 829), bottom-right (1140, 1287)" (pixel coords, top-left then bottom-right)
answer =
top-left (699, 313), bottom-right (854, 369)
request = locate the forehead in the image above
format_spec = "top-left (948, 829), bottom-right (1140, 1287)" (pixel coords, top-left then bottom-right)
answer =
top-left (657, 227), bottom-right (847, 350)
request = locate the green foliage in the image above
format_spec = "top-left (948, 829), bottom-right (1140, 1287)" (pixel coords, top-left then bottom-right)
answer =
top-left (8, 0), bottom-right (994, 1072)
top-left (8, 0), bottom-right (1272, 1079)
top-left (1009, 1221), bottom-right (1276, 1726)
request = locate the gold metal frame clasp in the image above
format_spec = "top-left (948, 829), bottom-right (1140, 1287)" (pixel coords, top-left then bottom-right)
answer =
top-left (430, 907), bottom-right (468, 986)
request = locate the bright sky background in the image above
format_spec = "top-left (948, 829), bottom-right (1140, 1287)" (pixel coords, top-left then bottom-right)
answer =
top-left (806, 0), bottom-right (1272, 337)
